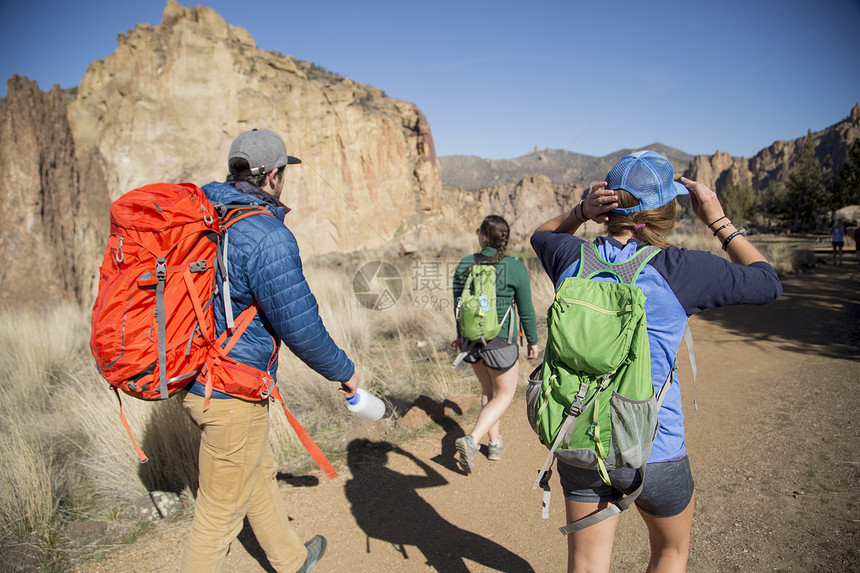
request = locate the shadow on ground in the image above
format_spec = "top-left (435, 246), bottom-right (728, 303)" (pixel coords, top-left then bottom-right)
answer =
top-left (343, 438), bottom-right (535, 572)
top-left (695, 265), bottom-right (860, 360)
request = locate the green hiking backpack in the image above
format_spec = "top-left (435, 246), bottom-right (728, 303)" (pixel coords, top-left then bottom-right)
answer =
top-left (455, 260), bottom-right (513, 344)
top-left (526, 243), bottom-right (672, 534)
top-left (452, 258), bottom-right (516, 368)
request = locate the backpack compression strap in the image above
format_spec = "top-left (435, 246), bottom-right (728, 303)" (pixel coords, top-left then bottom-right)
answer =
top-left (155, 257), bottom-right (169, 399)
top-left (112, 387), bottom-right (149, 464)
top-left (531, 375), bottom-right (608, 491)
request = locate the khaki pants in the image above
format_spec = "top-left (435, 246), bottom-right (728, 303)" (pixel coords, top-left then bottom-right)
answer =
top-left (180, 391), bottom-right (306, 573)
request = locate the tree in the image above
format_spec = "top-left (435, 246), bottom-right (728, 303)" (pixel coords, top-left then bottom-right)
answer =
top-left (721, 184), bottom-right (757, 228)
top-left (833, 137), bottom-right (860, 209)
top-left (786, 132), bottom-right (828, 232)
top-left (760, 180), bottom-right (788, 229)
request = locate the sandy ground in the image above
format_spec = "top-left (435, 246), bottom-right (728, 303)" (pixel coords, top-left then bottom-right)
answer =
top-left (73, 264), bottom-right (860, 572)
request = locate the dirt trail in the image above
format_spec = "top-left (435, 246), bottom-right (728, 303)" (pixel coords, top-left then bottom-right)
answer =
top-left (75, 265), bottom-right (860, 573)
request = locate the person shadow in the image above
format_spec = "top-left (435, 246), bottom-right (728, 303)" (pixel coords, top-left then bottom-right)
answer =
top-left (396, 395), bottom-right (471, 474)
top-left (345, 438), bottom-right (535, 572)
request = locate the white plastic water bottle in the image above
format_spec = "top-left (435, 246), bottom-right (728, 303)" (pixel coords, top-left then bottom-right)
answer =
top-left (345, 388), bottom-right (385, 421)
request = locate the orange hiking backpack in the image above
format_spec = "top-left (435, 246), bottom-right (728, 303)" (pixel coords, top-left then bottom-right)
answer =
top-left (90, 182), bottom-right (337, 478)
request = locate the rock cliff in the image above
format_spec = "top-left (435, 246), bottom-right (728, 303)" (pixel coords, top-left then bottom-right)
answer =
top-left (68, 2), bottom-right (441, 256)
top-left (0, 76), bottom-right (110, 305)
top-left (686, 104), bottom-right (860, 192)
top-left (2, 2), bottom-right (441, 306)
top-left (440, 174), bottom-right (590, 240)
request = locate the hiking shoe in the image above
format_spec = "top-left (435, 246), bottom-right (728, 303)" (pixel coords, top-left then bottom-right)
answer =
top-left (487, 436), bottom-right (505, 461)
top-left (297, 535), bottom-right (327, 573)
top-left (455, 434), bottom-right (478, 474)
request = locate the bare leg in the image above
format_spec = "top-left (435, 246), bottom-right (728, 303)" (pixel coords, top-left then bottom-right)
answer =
top-left (638, 494), bottom-right (696, 573)
top-left (564, 499), bottom-right (620, 573)
top-left (468, 360), bottom-right (518, 445)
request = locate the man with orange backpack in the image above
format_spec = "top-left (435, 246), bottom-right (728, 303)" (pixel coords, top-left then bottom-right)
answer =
top-left (179, 129), bottom-right (359, 572)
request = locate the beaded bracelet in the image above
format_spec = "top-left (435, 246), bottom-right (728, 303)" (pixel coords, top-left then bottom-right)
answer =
top-left (722, 230), bottom-right (745, 251)
top-left (712, 221), bottom-right (734, 236)
top-left (573, 201), bottom-right (586, 223)
top-left (707, 215), bottom-right (728, 229)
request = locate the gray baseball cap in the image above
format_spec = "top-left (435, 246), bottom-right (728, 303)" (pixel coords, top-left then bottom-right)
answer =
top-left (228, 129), bottom-right (301, 176)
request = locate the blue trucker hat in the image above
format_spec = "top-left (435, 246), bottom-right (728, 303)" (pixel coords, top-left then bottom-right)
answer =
top-left (606, 150), bottom-right (688, 215)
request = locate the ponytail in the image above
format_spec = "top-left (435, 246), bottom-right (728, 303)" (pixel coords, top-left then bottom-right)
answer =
top-left (605, 189), bottom-right (676, 249)
top-left (479, 215), bottom-right (510, 263)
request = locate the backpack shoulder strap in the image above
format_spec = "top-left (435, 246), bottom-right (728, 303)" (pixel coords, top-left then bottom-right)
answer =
top-left (576, 243), bottom-right (660, 285)
top-left (215, 202), bottom-right (275, 226)
top-left (214, 204), bottom-right (275, 329)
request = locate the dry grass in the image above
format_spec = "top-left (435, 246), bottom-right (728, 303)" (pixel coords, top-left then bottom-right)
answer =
top-left (0, 305), bottom-right (95, 571)
top-left (671, 222), bottom-right (816, 275)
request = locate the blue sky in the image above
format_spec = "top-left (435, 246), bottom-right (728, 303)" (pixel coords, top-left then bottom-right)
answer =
top-left (1, 0), bottom-right (858, 160)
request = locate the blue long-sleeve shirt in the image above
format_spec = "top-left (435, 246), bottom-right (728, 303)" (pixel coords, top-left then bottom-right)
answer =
top-left (531, 231), bottom-right (782, 462)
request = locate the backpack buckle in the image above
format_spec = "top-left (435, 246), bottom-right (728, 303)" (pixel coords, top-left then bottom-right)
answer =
top-left (569, 382), bottom-right (589, 416)
top-left (155, 258), bottom-right (167, 281)
top-left (213, 202), bottom-right (229, 218)
top-left (189, 260), bottom-right (208, 273)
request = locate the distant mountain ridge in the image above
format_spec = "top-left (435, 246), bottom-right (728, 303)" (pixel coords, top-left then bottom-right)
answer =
top-left (436, 106), bottom-right (860, 243)
top-left (441, 105), bottom-right (860, 196)
top-left (441, 143), bottom-right (693, 190)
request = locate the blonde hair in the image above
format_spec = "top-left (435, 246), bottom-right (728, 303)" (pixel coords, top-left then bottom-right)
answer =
top-left (605, 189), bottom-right (676, 249)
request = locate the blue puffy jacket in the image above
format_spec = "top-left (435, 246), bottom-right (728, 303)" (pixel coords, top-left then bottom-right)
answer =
top-left (186, 180), bottom-right (354, 398)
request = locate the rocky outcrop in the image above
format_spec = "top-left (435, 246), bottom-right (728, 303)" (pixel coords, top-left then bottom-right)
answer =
top-left (438, 174), bottom-right (592, 241)
top-left (685, 104), bottom-right (860, 193)
top-left (0, 75), bottom-right (109, 305)
top-left (440, 105), bottom-right (860, 238)
top-left (1, 2), bottom-right (440, 306)
top-left (67, 1), bottom-right (441, 256)
top-left (685, 151), bottom-right (753, 191)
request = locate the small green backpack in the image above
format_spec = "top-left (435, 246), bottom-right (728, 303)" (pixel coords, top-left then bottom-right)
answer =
top-left (455, 261), bottom-right (514, 344)
top-left (526, 243), bottom-right (673, 534)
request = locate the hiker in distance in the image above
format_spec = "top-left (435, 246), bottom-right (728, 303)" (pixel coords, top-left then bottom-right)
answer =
top-left (831, 218), bottom-right (845, 266)
top-left (452, 215), bottom-right (540, 474)
top-left (179, 129), bottom-right (359, 573)
top-left (531, 150), bottom-right (782, 573)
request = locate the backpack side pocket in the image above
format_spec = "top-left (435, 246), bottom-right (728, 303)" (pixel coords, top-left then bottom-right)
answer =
top-left (607, 392), bottom-right (658, 470)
